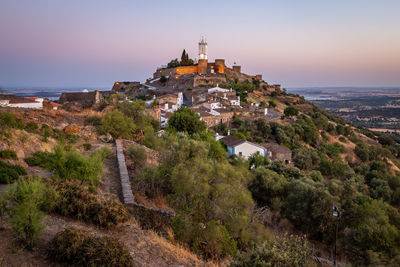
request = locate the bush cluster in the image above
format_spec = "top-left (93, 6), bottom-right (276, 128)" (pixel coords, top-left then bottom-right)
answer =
top-left (85, 115), bottom-right (102, 126)
top-left (0, 149), bottom-right (18, 160)
top-left (0, 160), bottom-right (26, 184)
top-left (25, 146), bottom-right (111, 185)
top-left (231, 235), bottom-right (310, 267)
top-left (1, 177), bottom-right (56, 247)
top-left (135, 133), bottom-right (269, 259)
top-left (126, 144), bottom-right (147, 170)
top-left (167, 107), bottom-right (207, 135)
top-left (49, 179), bottom-right (129, 228)
top-left (0, 112), bottom-right (23, 129)
top-left (48, 228), bottom-right (133, 266)
top-left (99, 110), bottom-right (136, 138)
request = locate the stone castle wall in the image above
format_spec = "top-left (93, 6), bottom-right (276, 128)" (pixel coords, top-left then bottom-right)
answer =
top-left (175, 65), bottom-right (198, 75)
top-left (193, 76), bottom-right (226, 87)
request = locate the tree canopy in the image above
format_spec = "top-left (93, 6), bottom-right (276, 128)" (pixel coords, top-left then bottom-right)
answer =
top-left (167, 107), bottom-right (207, 135)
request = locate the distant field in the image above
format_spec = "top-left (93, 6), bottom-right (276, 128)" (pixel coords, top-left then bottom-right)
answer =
top-left (288, 87), bottom-right (400, 132)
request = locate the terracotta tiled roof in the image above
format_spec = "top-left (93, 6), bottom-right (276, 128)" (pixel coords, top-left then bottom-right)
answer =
top-left (49, 102), bottom-right (60, 107)
top-left (0, 94), bottom-right (37, 104)
top-left (213, 108), bottom-right (232, 114)
top-left (220, 135), bottom-right (246, 147)
top-left (25, 97), bottom-right (42, 101)
top-left (262, 143), bottom-right (291, 153)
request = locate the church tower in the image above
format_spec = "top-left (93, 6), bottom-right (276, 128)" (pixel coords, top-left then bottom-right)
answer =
top-left (198, 37), bottom-right (208, 60)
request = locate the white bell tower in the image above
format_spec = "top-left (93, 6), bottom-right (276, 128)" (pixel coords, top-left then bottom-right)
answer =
top-left (198, 37), bottom-right (208, 60)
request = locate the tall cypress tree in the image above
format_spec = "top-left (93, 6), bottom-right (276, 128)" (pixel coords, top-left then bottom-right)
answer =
top-left (181, 49), bottom-right (187, 65)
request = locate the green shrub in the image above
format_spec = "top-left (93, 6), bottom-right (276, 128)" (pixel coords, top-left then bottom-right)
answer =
top-left (49, 179), bottom-right (129, 228)
top-left (231, 235), bottom-right (310, 267)
top-left (0, 112), bottom-right (23, 129)
top-left (3, 177), bottom-right (55, 247)
top-left (24, 122), bottom-right (39, 133)
top-left (0, 149), bottom-right (18, 160)
top-left (48, 228), bottom-right (133, 266)
top-left (0, 168), bottom-right (19, 184)
top-left (167, 107), bottom-right (206, 135)
top-left (24, 151), bottom-right (56, 169)
top-left (85, 115), bottom-right (102, 126)
top-left (83, 143), bottom-right (92, 151)
top-left (283, 177), bottom-right (336, 238)
top-left (65, 132), bottom-right (79, 144)
top-left (25, 146), bottom-right (111, 185)
top-left (100, 110), bottom-right (136, 138)
top-left (0, 160), bottom-right (26, 184)
top-left (284, 106), bottom-right (299, 117)
top-left (194, 220), bottom-right (237, 259)
top-left (249, 167), bottom-right (288, 210)
top-left (268, 100), bottom-right (277, 108)
top-left (345, 198), bottom-right (400, 264)
top-left (126, 145), bottom-right (147, 170)
top-left (292, 147), bottom-right (320, 170)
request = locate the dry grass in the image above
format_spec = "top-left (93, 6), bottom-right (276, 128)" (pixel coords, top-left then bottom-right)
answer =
top-left (0, 212), bottom-right (214, 267)
top-left (131, 228), bottom-right (220, 267)
top-left (325, 133), bottom-right (357, 164)
top-left (1, 129), bottom-right (57, 167)
top-left (132, 189), bottom-right (171, 210)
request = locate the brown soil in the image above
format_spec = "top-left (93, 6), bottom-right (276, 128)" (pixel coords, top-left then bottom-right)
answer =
top-left (98, 143), bottom-right (123, 201)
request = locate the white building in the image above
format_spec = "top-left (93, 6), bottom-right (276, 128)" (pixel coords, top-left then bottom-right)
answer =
top-left (207, 84), bottom-right (231, 94)
top-left (0, 94), bottom-right (43, 109)
top-left (220, 135), bottom-right (266, 159)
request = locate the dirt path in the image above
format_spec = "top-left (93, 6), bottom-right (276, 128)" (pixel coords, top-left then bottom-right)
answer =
top-left (98, 143), bottom-right (123, 202)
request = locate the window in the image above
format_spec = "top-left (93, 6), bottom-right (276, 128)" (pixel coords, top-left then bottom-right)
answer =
top-left (239, 152), bottom-right (242, 156)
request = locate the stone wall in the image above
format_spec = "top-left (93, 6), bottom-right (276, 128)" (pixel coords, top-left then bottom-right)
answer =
top-left (116, 140), bottom-right (135, 204)
top-left (175, 65), bottom-right (198, 75)
top-left (193, 76), bottom-right (226, 87)
top-left (153, 68), bottom-right (176, 79)
top-left (116, 139), bottom-right (174, 232)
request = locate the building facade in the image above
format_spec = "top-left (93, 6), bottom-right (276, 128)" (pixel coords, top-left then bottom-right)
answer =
top-left (220, 135), bottom-right (266, 159)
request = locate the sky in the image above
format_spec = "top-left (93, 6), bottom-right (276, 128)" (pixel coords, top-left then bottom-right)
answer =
top-left (0, 0), bottom-right (400, 89)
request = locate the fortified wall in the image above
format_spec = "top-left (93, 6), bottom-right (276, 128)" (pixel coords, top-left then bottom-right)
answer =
top-left (152, 58), bottom-right (264, 90)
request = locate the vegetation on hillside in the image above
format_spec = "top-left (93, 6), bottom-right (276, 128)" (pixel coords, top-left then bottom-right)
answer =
top-left (49, 228), bottom-right (133, 266)
top-left (1, 177), bottom-right (56, 247)
top-left (0, 160), bottom-right (26, 184)
top-left (24, 145), bottom-right (111, 185)
top-left (2, 89), bottom-right (400, 265)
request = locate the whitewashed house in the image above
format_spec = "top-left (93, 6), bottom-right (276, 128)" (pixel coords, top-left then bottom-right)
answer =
top-left (220, 135), bottom-right (266, 159)
top-left (207, 84), bottom-right (231, 93)
top-left (0, 94), bottom-right (43, 109)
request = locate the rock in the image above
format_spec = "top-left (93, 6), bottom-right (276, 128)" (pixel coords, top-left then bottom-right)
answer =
top-left (16, 149), bottom-right (25, 159)
top-left (81, 126), bottom-right (98, 137)
top-left (55, 122), bottom-right (68, 130)
top-left (99, 133), bottom-right (113, 143)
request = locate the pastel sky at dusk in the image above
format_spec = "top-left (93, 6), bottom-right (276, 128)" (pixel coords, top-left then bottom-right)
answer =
top-left (1, 0), bottom-right (399, 89)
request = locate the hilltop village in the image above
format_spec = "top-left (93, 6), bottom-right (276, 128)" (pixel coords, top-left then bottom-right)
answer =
top-left (2, 39), bottom-right (400, 266)
top-left (55, 39), bottom-right (294, 160)
top-left (0, 39), bottom-right (294, 161)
